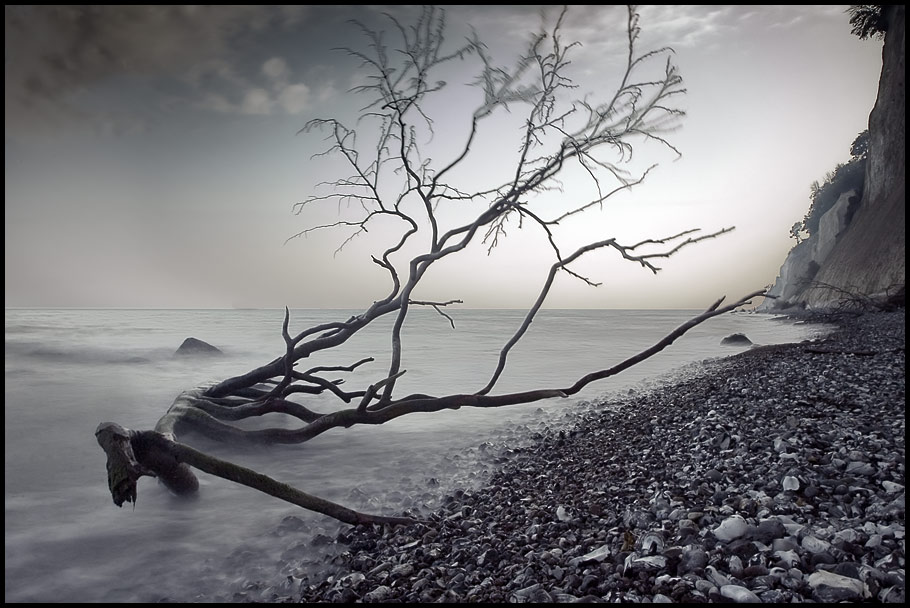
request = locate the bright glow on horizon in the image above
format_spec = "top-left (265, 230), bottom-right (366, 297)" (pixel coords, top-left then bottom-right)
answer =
top-left (4, 6), bottom-right (883, 309)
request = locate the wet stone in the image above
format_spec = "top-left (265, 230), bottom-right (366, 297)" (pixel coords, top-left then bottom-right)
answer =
top-left (749, 518), bottom-right (786, 543)
top-left (720, 584), bottom-right (761, 603)
top-left (294, 311), bottom-right (906, 605)
top-left (808, 570), bottom-right (866, 602)
top-left (713, 515), bottom-right (749, 542)
top-left (801, 535), bottom-right (831, 554)
top-left (363, 585), bottom-right (393, 602)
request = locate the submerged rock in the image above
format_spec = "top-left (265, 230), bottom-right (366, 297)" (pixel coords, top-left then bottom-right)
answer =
top-left (175, 337), bottom-right (223, 357)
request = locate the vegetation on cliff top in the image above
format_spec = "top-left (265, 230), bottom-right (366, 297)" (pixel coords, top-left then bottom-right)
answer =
top-left (847, 4), bottom-right (888, 40)
top-left (789, 131), bottom-right (867, 244)
top-left (787, 5), bottom-right (887, 246)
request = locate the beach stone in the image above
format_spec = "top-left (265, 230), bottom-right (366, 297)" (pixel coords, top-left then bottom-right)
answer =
top-left (759, 589), bottom-right (790, 603)
top-left (772, 537), bottom-right (799, 552)
top-left (772, 549), bottom-right (799, 568)
top-left (879, 587), bottom-right (905, 602)
top-left (882, 481), bottom-right (904, 493)
top-left (678, 547), bottom-right (708, 574)
top-left (623, 554), bottom-right (666, 575)
top-left (831, 562), bottom-right (861, 580)
top-left (335, 587), bottom-right (359, 603)
top-left (782, 475), bottom-right (800, 491)
top-left (390, 563), bottom-right (414, 578)
top-left (694, 579), bottom-right (715, 597)
top-left (810, 551), bottom-right (838, 567)
top-left (713, 515), bottom-right (749, 542)
top-left (477, 549), bottom-right (498, 566)
top-left (808, 570), bottom-right (866, 602)
top-left (720, 584), bottom-right (761, 603)
top-left (705, 565), bottom-right (732, 587)
top-left (727, 555), bottom-right (744, 578)
top-left (845, 461), bottom-right (876, 476)
top-left (727, 539), bottom-right (760, 559)
top-left (835, 528), bottom-right (860, 543)
top-left (363, 585), bottom-right (393, 602)
top-left (678, 518), bottom-right (698, 531)
top-left (750, 518), bottom-right (786, 543)
top-left (801, 535), bottom-right (831, 554)
top-left (636, 531), bottom-right (665, 555)
top-left (568, 544), bottom-right (611, 567)
top-left (511, 584), bottom-right (553, 603)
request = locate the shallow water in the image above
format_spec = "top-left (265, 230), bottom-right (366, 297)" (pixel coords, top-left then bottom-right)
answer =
top-left (4, 308), bottom-right (827, 602)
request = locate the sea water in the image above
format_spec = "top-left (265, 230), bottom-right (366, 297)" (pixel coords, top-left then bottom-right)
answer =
top-left (4, 308), bottom-right (827, 602)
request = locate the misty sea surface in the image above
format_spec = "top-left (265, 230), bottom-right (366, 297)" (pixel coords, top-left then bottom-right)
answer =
top-left (4, 307), bottom-right (829, 602)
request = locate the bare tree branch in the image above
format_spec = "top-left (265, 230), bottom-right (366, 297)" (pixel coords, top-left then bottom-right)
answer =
top-left (408, 298), bottom-right (463, 328)
top-left (95, 6), bottom-right (757, 528)
top-left (479, 227), bottom-right (736, 395)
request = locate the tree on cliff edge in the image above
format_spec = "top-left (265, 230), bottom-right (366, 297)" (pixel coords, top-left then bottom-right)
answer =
top-left (96, 6), bottom-right (761, 526)
top-left (847, 5), bottom-right (888, 40)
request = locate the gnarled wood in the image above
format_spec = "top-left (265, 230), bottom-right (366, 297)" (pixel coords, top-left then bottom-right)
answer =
top-left (96, 6), bottom-right (760, 527)
top-left (96, 422), bottom-right (420, 526)
top-left (95, 422), bottom-right (152, 507)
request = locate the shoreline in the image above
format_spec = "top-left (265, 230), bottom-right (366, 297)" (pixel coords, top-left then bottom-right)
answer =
top-left (293, 310), bottom-right (904, 603)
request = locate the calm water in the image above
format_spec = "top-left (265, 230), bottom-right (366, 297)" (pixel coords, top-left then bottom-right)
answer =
top-left (5, 308), bottom-right (826, 602)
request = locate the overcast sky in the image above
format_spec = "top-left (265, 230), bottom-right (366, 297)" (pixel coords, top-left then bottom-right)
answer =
top-left (5, 5), bottom-right (884, 309)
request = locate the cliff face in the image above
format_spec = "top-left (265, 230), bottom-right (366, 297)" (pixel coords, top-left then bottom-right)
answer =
top-left (761, 6), bottom-right (905, 311)
top-left (761, 190), bottom-right (859, 308)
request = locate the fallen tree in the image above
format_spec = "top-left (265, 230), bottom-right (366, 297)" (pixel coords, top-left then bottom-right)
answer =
top-left (96, 6), bottom-right (763, 526)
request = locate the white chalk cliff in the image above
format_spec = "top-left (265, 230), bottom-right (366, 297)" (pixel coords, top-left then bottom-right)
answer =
top-left (759, 6), bottom-right (905, 311)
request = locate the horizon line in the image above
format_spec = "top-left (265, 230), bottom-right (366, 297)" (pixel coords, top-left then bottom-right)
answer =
top-left (5, 305), bottom-right (751, 312)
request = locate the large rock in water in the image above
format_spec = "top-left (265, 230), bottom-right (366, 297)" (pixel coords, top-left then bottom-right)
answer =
top-left (721, 333), bottom-right (752, 346)
top-left (175, 337), bottom-right (223, 357)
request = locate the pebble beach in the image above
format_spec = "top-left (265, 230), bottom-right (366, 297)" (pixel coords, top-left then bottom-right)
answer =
top-left (293, 310), bottom-right (904, 603)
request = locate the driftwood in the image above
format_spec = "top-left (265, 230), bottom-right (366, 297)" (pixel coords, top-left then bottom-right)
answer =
top-left (95, 421), bottom-right (417, 526)
top-left (97, 291), bottom-right (762, 524)
top-left (95, 6), bottom-right (764, 526)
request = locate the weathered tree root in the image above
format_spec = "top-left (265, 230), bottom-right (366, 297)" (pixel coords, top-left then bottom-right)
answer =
top-left (95, 422), bottom-right (420, 526)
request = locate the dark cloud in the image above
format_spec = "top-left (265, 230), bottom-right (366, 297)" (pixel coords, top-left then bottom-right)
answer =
top-left (5, 5), bottom-right (848, 138)
top-left (4, 5), bottom-right (311, 134)
top-left (1, 5), bottom-right (597, 136)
